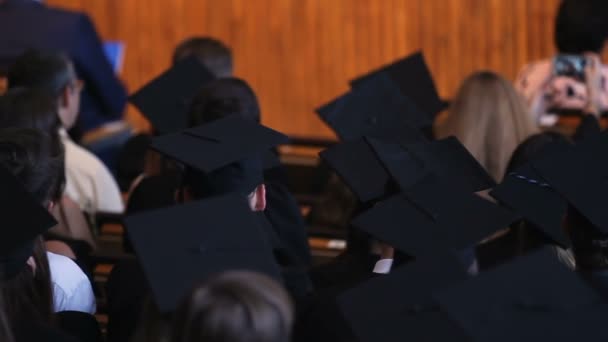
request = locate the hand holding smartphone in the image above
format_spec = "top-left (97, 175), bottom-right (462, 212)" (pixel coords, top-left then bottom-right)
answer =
top-left (552, 54), bottom-right (587, 81)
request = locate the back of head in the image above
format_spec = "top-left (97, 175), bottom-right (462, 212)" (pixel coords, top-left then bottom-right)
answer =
top-left (172, 271), bottom-right (293, 342)
top-left (185, 78), bottom-right (263, 200)
top-left (173, 37), bottom-right (233, 78)
top-left (7, 49), bottom-right (74, 97)
top-left (505, 131), bottom-right (572, 174)
top-left (189, 77), bottom-right (261, 126)
top-left (555, 0), bottom-right (608, 54)
top-left (0, 128), bottom-right (64, 205)
top-left (0, 87), bottom-right (61, 134)
top-left (505, 132), bottom-right (573, 254)
top-left (437, 71), bottom-right (537, 181)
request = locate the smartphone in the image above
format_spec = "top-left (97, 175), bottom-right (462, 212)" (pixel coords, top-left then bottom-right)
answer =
top-left (553, 54), bottom-right (587, 81)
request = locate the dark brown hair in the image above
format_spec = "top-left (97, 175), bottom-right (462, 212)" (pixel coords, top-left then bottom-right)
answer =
top-left (0, 260), bottom-right (48, 335)
top-left (0, 127), bottom-right (65, 205)
top-left (171, 271), bottom-right (293, 342)
top-left (188, 78), bottom-right (260, 127)
top-left (173, 37), bottom-right (233, 78)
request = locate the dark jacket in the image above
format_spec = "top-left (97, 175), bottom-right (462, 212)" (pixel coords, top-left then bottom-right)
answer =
top-left (0, 0), bottom-right (127, 132)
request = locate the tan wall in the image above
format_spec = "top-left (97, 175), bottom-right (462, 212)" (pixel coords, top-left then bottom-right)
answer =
top-left (47, 0), bottom-right (560, 137)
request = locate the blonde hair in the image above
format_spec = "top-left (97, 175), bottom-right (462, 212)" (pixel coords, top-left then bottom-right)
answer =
top-left (436, 71), bottom-right (537, 181)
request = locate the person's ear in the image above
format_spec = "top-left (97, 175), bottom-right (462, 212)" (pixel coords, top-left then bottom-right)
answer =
top-left (46, 201), bottom-right (56, 211)
top-left (252, 184), bottom-right (266, 212)
top-left (26, 256), bottom-right (37, 275)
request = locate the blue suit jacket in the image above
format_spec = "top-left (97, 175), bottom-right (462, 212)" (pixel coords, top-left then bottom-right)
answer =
top-left (0, 0), bottom-right (128, 132)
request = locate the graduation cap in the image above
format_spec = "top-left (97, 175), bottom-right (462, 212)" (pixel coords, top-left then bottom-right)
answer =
top-left (317, 73), bottom-right (431, 142)
top-left (491, 164), bottom-right (569, 248)
top-left (317, 121), bottom-right (427, 203)
top-left (129, 56), bottom-right (216, 134)
top-left (434, 247), bottom-right (608, 342)
top-left (350, 51), bottom-right (448, 118)
top-left (531, 132), bottom-right (608, 234)
top-left (337, 253), bottom-right (470, 342)
top-left (318, 139), bottom-right (396, 203)
top-left (150, 116), bottom-right (289, 195)
top-left (125, 194), bottom-right (282, 313)
top-left (367, 136), bottom-right (496, 193)
top-left (0, 166), bottom-right (57, 280)
top-left (352, 175), bottom-right (519, 257)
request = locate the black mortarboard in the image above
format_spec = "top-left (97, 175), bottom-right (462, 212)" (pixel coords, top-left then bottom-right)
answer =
top-left (317, 73), bottom-right (431, 142)
top-left (434, 247), bottom-right (608, 342)
top-left (151, 116), bottom-right (288, 174)
top-left (337, 253), bottom-right (470, 342)
top-left (129, 57), bottom-right (215, 134)
top-left (150, 116), bottom-right (289, 195)
top-left (352, 176), bottom-right (518, 257)
top-left (367, 136), bottom-right (496, 193)
top-left (125, 194), bottom-right (282, 313)
top-left (531, 132), bottom-right (608, 234)
top-left (0, 166), bottom-right (57, 280)
top-left (490, 134), bottom-right (574, 248)
top-left (317, 124), bottom-right (427, 203)
top-left (491, 164), bottom-right (569, 248)
top-left (350, 51), bottom-right (448, 118)
top-left (405, 136), bottom-right (496, 191)
top-left (318, 139), bottom-right (394, 203)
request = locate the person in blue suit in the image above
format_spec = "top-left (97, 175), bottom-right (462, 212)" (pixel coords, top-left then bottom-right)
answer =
top-left (0, 0), bottom-right (129, 169)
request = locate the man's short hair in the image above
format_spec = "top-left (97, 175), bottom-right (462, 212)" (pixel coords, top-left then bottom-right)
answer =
top-left (555, 0), bottom-right (608, 54)
top-left (172, 37), bottom-right (233, 78)
top-left (7, 49), bottom-right (75, 97)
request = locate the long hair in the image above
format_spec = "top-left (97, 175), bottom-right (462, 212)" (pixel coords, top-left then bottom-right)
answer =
top-left (0, 262), bottom-right (47, 335)
top-left (436, 71), bottom-right (537, 182)
top-left (171, 271), bottom-right (294, 342)
top-left (31, 237), bottom-right (54, 322)
top-left (0, 298), bottom-right (14, 342)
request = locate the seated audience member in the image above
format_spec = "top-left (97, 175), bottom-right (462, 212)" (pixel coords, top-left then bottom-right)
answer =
top-left (515, 0), bottom-right (608, 124)
top-left (172, 36), bottom-right (233, 78)
top-left (189, 78), bottom-right (313, 272)
top-left (125, 194), bottom-right (284, 342)
top-left (8, 49), bottom-right (124, 215)
top-left (0, 0), bottom-right (129, 168)
top-left (107, 117), bottom-right (290, 342)
top-left (478, 132), bottom-right (576, 270)
top-left (436, 71), bottom-right (537, 181)
top-left (0, 128), bottom-right (96, 315)
top-left (122, 36), bottom-right (232, 192)
top-left (0, 129), bottom-right (98, 341)
top-left (171, 271), bottom-right (294, 342)
top-left (0, 88), bottom-right (96, 252)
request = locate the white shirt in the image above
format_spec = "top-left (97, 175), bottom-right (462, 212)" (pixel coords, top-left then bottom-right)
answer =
top-left (60, 128), bottom-right (124, 213)
top-left (47, 251), bottom-right (96, 314)
top-left (372, 258), bottom-right (394, 274)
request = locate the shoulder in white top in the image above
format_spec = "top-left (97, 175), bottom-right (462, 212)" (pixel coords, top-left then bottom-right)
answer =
top-left (46, 251), bottom-right (96, 314)
top-left (59, 128), bottom-right (124, 214)
top-left (372, 258), bottom-right (394, 275)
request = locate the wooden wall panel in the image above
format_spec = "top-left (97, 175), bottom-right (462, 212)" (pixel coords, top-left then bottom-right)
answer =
top-left (47, 0), bottom-right (561, 138)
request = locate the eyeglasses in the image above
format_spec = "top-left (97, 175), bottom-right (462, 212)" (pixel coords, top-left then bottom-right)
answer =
top-left (68, 79), bottom-right (85, 93)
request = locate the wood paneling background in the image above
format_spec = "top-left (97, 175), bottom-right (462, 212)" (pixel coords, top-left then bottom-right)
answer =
top-left (47, 0), bottom-right (561, 138)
